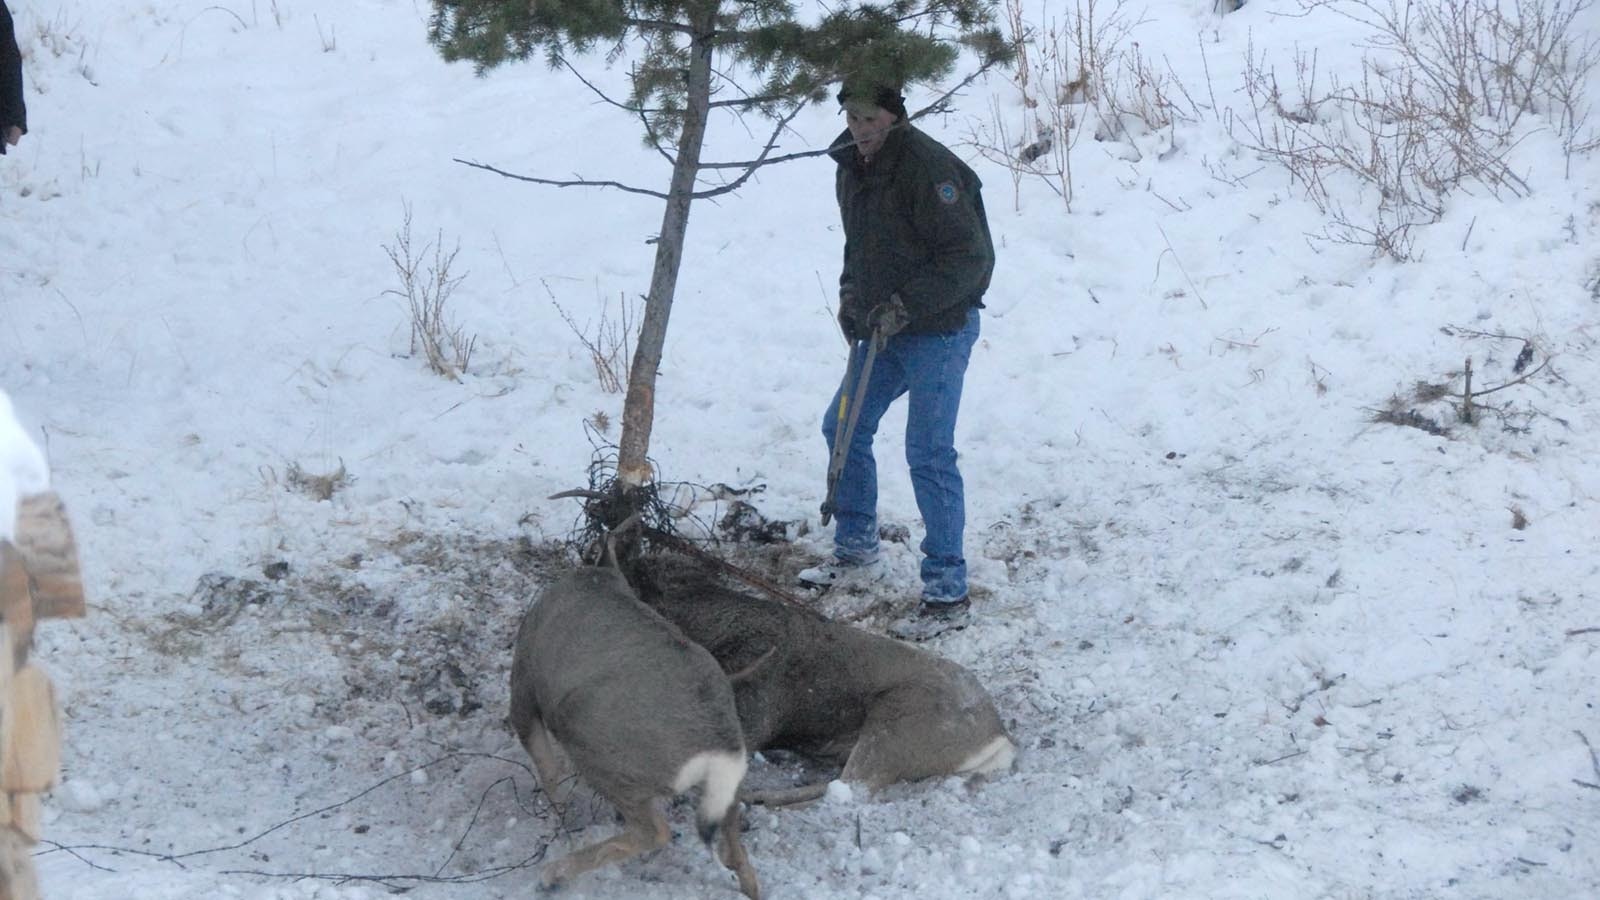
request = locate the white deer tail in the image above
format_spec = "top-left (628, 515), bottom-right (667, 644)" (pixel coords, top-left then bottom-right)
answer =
top-left (673, 749), bottom-right (748, 844)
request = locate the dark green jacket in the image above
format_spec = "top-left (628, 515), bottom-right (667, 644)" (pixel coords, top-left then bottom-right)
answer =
top-left (1, 1), bottom-right (24, 147)
top-left (830, 124), bottom-right (994, 334)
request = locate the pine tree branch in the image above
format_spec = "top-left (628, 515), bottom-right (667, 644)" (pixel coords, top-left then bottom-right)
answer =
top-left (691, 102), bottom-right (811, 199)
top-left (555, 55), bottom-right (645, 115)
top-left (451, 159), bottom-right (671, 199)
top-left (713, 7), bottom-right (955, 44)
top-left (553, 54), bottom-right (680, 170)
top-left (459, 50), bottom-right (1005, 199)
top-left (623, 17), bottom-right (695, 36)
top-left (696, 141), bottom-right (841, 171)
top-left (549, 53), bottom-right (680, 170)
top-left (698, 56), bottom-right (1004, 173)
top-left (708, 92), bottom-right (800, 109)
top-left (641, 110), bottom-right (678, 167)
top-left (912, 55), bottom-right (1005, 118)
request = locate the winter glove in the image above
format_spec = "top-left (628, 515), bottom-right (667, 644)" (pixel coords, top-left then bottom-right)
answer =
top-left (838, 309), bottom-right (869, 342)
top-left (838, 284), bottom-right (869, 342)
top-left (867, 294), bottom-right (910, 343)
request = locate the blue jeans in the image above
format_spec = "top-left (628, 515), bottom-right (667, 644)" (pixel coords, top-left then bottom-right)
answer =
top-left (821, 307), bottom-right (980, 602)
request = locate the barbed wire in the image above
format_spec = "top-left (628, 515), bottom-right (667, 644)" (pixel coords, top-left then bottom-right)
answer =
top-left (38, 751), bottom-right (560, 888)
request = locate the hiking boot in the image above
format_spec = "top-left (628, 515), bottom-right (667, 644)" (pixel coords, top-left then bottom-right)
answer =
top-left (887, 597), bottom-right (973, 641)
top-left (796, 557), bottom-right (885, 588)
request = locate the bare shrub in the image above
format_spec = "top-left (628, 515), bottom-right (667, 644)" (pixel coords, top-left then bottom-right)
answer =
top-left (1092, 32), bottom-right (1196, 150)
top-left (285, 460), bottom-right (351, 501)
top-left (1371, 328), bottom-right (1553, 440)
top-left (1370, 392), bottom-right (1450, 437)
top-left (314, 14), bottom-right (336, 53)
top-left (971, 0), bottom-right (1196, 210)
top-left (1233, 0), bottom-right (1598, 259)
top-left (1003, 0), bottom-right (1034, 110)
top-left (548, 282), bottom-right (640, 394)
top-left (384, 204), bottom-right (476, 381)
top-left (23, 6), bottom-right (96, 84)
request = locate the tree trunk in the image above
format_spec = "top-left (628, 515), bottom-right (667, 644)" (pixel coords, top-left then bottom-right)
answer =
top-left (616, 20), bottom-right (717, 489)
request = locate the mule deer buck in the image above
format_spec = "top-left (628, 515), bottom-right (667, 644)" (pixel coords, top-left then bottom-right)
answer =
top-left (632, 557), bottom-right (1015, 803)
top-left (509, 564), bottom-right (760, 898)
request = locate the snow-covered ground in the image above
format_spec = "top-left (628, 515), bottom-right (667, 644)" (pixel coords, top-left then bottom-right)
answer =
top-left (2, 1), bottom-right (1597, 897)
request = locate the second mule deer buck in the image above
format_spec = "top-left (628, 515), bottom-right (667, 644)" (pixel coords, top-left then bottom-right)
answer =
top-left (509, 564), bottom-right (760, 898)
top-left (632, 557), bottom-right (1016, 803)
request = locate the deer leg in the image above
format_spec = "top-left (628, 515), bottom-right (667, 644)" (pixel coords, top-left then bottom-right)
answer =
top-left (741, 782), bottom-right (830, 807)
top-left (843, 702), bottom-right (1015, 786)
top-left (837, 732), bottom-right (902, 791)
top-left (520, 715), bottom-right (576, 806)
top-left (835, 698), bottom-right (926, 790)
top-left (716, 802), bottom-right (761, 900)
top-left (540, 797), bottom-right (669, 889)
top-left (838, 689), bottom-right (963, 789)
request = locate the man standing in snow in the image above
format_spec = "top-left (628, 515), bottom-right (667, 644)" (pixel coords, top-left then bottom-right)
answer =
top-left (1, 1), bottom-right (24, 154)
top-left (799, 79), bottom-right (994, 641)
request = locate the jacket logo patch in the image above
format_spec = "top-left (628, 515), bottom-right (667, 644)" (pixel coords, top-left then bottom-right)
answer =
top-left (936, 181), bottom-right (959, 204)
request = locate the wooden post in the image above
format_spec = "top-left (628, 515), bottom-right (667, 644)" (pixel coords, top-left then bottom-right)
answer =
top-left (0, 491), bottom-right (86, 900)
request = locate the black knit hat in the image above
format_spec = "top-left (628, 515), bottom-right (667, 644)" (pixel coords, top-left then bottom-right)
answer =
top-left (837, 80), bottom-right (907, 120)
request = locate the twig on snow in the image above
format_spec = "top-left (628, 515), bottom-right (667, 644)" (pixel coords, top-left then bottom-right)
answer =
top-left (1576, 731), bottom-right (1600, 790)
top-left (1252, 749), bottom-right (1307, 766)
top-left (1153, 224), bottom-right (1208, 309)
top-left (1221, 825), bottom-right (1288, 850)
top-left (1283, 672), bottom-right (1345, 714)
top-left (1456, 358), bottom-right (1551, 401)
